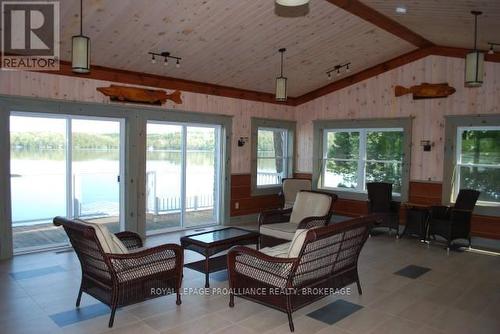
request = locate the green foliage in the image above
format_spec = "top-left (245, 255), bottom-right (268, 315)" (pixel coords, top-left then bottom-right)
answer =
top-left (459, 130), bottom-right (500, 202)
top-left (257, 129), bottom-right (286, 174)
top-left (326, 132), bottom-right (359, 187)
top-left (11, 131), bottom-right (216, 151)
top-left (326, 131), bottom-right (403, 192)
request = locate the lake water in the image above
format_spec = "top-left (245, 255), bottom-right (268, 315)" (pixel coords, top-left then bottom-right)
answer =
top-left (10, 149), bottom-right (218, 224)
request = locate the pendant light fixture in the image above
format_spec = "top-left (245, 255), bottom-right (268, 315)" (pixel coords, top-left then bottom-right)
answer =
top-left (72, 0), bottom-right (90, 73)
top-left (465, 11), bottom-right (484, 87)
top-left (275, 48), bottom-right (287, 102)
top-left (276, 0), bottom-right (309, 6)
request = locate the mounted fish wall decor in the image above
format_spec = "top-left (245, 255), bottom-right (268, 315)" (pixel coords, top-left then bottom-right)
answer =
top-left (97, 85), bottom-right (182, 105)
top-left (394, 83), bottom-right (456, 100)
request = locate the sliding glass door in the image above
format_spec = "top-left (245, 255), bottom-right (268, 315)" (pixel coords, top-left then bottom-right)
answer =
top-left (146, 121), bottom-right (222, 233)
top-left (10, 113), bottom-right (124, 253)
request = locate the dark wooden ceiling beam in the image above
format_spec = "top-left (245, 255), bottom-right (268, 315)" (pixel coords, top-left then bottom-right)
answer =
top-left (293, 45), bottom-right (500, 105)
top-left (428, 45), bottom-right (500, 63)
top-left (41, 60), bottom-right (297, 106)
top-left (19, 46), bottom-right (499, 107)
top-left (294, 47), bottom-right (432, 105)
top-left (325, 0), bottom-right (434, 48)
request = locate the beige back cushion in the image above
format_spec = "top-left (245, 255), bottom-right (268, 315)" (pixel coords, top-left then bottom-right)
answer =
top-left (289, 192), bottom-right (332, 225)
top-left (287, 229), bottom-right (309, 258)
top-left (77, 219), bottom-right (128, 254)
top-left (283, 179), bottom-right (312, 208)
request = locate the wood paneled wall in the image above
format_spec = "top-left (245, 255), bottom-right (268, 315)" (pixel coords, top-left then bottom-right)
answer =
top-left (230, 174), bottom-right (281, 216)
top-left (1, 55), bottom-right (499, 227)
top-left (295, 55), bottom-right (500, 181)
top-left (0, 71), bottom-right (295, 175)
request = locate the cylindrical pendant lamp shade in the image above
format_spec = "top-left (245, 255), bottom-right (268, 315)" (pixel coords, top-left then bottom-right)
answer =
top-left (276, 0), bottom-right (309, 6)
top-left (465, 50), bottom-right (484, 87)
top-left (72, 35), bottom-right (90, 73)
top-left (275, 76), bottom-right (287, 101)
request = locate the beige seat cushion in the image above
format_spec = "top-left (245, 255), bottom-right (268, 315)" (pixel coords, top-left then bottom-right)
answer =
top-left (259, 229), bottom-right (309, 258)
top-left (289, 192), bottom-right (332, 225)
top-left (287, 229), bottom-right (309, 258)
top-left (77, 219), bottom-right (128, 254)
top-left (259, 242), bottom-right (290, 258)
top-left (283, 179), bottom-right (312, 208)
top-left (260, 222), bottom-right (297, 240)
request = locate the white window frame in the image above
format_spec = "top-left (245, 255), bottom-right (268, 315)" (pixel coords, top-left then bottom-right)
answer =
top-left (455, 126), bottom-right (500, 205)
top-left (145, 120), bottom-right (223, 235)
top-left (256, 126), bottom-right (289, 189)
top-left (321, 127), bottom-right (404, 195)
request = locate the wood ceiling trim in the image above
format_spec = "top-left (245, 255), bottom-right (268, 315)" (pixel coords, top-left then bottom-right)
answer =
top-left (294, 47), bottom-right (432, 105)
top-left (428, 46), bottom-right (500, 63)
top-left (20, 46), bottom-right (500, 107)
top-left (42, 60), bottom-right (297, 106)
top-left (325, 0), bottom-right (434, 48)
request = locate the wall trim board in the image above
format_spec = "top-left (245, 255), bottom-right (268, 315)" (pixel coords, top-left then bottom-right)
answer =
top-left (325, 0), bottom-right (433, 48)
top-left (0, 111), bottom-right (12, 259)
top-left (35, 60), bottom-right (297, 106)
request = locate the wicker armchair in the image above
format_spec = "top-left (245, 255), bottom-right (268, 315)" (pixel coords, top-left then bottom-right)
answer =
top-left (259, 191), bottom-right (337, 248)
top-left (228, 215), bottom-right (374, 332)
top-left (366, 182), bottom-right (400, 237)
top-left (428, 189), bottom-right (480, 249)
top-left (53, 217), bottom-right (183, 328)
top-left (279, 178), bottom-right (312, 209)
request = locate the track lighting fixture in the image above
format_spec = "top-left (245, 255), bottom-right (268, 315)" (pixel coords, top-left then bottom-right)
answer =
top-left (148, 51), bottom-right (181, 68)
top-left (326, 62), bottom-right (351, 81)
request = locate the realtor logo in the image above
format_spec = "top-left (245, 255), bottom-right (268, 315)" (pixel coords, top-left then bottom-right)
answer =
top-left (1, 1), bottom-right (60, 70)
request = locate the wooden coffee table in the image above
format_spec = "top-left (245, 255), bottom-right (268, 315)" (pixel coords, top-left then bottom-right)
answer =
top-left (180, 227), bottom-right (260, 288)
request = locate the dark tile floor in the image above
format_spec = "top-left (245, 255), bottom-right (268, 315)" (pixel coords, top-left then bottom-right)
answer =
top-left (1, 222), bottom-right (500, 334)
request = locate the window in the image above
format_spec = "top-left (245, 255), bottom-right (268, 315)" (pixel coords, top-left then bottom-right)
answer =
top-left (251, 118), bottom-right (295, 195)
top-left (257, 128), bottom-right (288, 186)
top-left (312, 118), bottom-right (411, 201)
top-left (455, 126), bottom-right (500, 204)
top-left (322, 128), bottom-right (404, 194)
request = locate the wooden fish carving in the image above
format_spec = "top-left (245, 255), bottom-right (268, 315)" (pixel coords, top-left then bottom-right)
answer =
top-left (394, 83), bottom-right (456, 100)
top-left (97, 85), bottom-right (182, 105)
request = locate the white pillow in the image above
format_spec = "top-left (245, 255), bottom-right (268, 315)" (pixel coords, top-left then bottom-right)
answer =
top-left (77, 219), bottom-right (128, 254)
top-left (287, 229), bottom-right (309, 258)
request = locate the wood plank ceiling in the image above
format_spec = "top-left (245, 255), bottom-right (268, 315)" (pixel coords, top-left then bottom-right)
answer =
top-left (361, 0), bottom-right (500, 50)
top-left (59, 0), bottom-right (415, 97)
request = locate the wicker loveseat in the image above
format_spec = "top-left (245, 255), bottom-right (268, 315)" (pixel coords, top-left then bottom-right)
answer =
top-left (228, 215), bottom-right (374, 332)
top-left (53, 217), bottom-right (183, 327)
